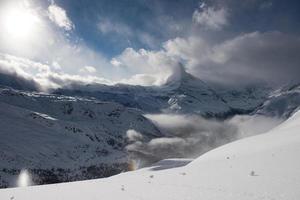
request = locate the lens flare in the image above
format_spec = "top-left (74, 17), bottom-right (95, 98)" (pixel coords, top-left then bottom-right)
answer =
top-left (128, 160), bottom-right (141, 171)
top-left (17, 169), bottom-right (32, 187)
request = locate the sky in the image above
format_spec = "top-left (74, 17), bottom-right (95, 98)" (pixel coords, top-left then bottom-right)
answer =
top-left (0, 0), bottom-right (300, 90)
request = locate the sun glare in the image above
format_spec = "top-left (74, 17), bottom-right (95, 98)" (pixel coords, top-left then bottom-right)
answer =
top-left (0, 3), bottom-right (40, 39)
top-left (17, 169), bottom-right (32, 187)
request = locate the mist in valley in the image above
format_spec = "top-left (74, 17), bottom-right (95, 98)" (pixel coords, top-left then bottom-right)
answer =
top-left (126, 113), bottom-right (283, 168)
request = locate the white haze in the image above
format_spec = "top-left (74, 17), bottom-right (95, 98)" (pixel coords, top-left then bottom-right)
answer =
top-left (126, 114), bottom-right (283, 168)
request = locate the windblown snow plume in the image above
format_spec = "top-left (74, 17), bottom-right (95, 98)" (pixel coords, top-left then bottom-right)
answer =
top-left (126, 114), bottom-right (282, 168)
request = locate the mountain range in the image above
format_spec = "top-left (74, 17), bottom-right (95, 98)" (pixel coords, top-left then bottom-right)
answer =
top-left (55, 68), bottom-right (271, 118)
top-left (0, 69), bottom-right (299, 187)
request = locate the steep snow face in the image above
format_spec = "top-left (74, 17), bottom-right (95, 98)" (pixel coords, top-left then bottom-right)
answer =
top-left (55, 70), bottom-right (270, 117)
top-left (0, 88), bottom-right (162, 188)
top-left (164, 69), bottom-right (231, 116)
top-left (255, 83), bottom-right (300, 118)
top-left (1, 111), bottom-right (299, 199)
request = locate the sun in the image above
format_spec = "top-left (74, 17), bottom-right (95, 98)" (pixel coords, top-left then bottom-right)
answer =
top-left (0, 2), bottom-right (40, 39)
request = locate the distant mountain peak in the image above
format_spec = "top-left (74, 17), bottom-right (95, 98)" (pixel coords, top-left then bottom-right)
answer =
top-left (164, 65), bottom-right (208, 89)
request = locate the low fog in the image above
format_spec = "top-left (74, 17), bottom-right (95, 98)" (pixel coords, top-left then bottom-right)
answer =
top-left (126, 114), bottom-right (283, 168)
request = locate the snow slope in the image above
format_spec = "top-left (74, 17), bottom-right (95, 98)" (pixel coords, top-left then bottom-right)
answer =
top-left (0, 87), bottom-right (162, 187)
top-left (1, 110), bottom-right (299, 199)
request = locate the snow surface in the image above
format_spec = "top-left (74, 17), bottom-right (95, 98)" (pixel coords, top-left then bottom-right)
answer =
top-left (1, 110), bottom-right (300, 199)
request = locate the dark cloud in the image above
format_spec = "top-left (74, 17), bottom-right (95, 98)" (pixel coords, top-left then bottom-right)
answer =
top-left (202, 0), bottom-right (300, 33)
top-left (0, 72), bottom-right (40, 91)
top-left (164, 31), bottom-right (300, 86)
top-left (115, 31), bottom-right (300, 87)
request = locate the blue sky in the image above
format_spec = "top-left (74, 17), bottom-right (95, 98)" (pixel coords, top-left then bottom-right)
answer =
top-left (50, 0), bottom-right (300, 56)
top-left (0, 0), bottom-right (299, 89)
top-left (52, 0), bottom-right (199, 56)
top-left (48, 0), bottom-right (300, 56)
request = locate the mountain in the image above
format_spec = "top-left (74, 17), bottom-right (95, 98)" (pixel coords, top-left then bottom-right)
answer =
top-left (0, 87), bottom-right (162, 188)
top-left (1, 110), bottom-right (299, 199)
top-left (0, 70), bottom-right (298, 188)
top-left (254, 83), bottom-right (300, 118)
top-left (55, 69), bottom-right (271, 118)
top-left (162, 68), bottom-right (231, 115)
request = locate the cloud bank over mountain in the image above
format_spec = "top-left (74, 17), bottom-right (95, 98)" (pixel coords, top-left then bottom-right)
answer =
top-left (0, 0), bottom-right (299, 90)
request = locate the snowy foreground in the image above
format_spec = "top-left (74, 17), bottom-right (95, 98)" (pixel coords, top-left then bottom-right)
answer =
top-left (1, 111), bottom-right (300, 200)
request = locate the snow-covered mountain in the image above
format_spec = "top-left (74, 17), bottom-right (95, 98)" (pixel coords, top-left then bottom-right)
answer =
top-left (0, 69), bottom-right (299, 189)
top-left (56, 69), bottom-right (300, 120)
top-left (0, 87), bottom-right (162, 188)
top-left (254, 83), bottom-right (300, 118)
top-left (55, 69), bottom-right (271, 118)
top-left (1, 109), bottom-right (299, 199)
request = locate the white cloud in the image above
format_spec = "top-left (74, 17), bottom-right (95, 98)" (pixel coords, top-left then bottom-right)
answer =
top-left (121, 74), bottom-right (158, 86)
top-left (109, 31), bottom-right (300, 87)
top-left (48, 4), bottom-right (74, 31)
top-left (0, 53), bottom-right (50, 76)
top-left (126, 114), bottom-right (238, 165)
top-left (97, 18), bottom-right (160, 49)
top-left (110, 58), bottom-right (122, 67)
top-left (36, 71), bottom-right (111, 90)
top-left (229, 115), bottom-right (282, 139)
top-left (98, 18), bottom-right (132, 36)
top-left (193, 5), bottom-right (228, 30)
top-left (162, 32), bottom-right (300, 86)
top-left (127, 113), bottom-right (282, 167)
top-left (0, 2), bottom-right (113, 84)
top-left (0, 53), bottom-right (112, 91)
top-left (0, 1), bottom-right (172, 88)
top-left (0, 0), bottom-right (299, 90)
top-left (79, 66), bottom-right (97, 74)
top-left (112, 48), bottom-right (182, 86)
top-left (126, 130), bottom-right (144, 142)
top-left (52, 61), bottom-right (61, 70)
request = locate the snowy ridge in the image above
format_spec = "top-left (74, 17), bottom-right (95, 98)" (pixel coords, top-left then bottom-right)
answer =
top-left (1, 110), bottom-right (299, 199)
top-left (55, 69), bottom-right (270, 117)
